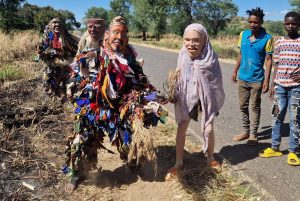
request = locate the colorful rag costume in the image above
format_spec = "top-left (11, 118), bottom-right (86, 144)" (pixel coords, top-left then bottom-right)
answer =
top-left (63, 41), bottom-right (167, 185)
top-left (174, 23), bottom-right (225, 152)
top-left (37, 18), bottom-right (78, 95)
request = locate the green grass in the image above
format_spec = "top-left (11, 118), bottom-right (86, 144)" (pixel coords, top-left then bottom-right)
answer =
top-left (0, 64), bottom-right (24, 82)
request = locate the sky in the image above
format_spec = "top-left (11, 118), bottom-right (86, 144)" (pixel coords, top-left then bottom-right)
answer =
top-left (26, 0), bottom-right (293, 23)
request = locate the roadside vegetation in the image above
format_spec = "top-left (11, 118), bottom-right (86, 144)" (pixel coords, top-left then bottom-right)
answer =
top-left (0, 64), bottom-right (24, 82)
top-left (130, 33), bottom-right (239, 60)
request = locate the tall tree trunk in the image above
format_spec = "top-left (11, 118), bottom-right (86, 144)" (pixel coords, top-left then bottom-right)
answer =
top-left (142, 31), bottom-right (146, 41)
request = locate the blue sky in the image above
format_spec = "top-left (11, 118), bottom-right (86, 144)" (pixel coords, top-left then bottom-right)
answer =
top-left (26, 0), bottom-right (292, 23)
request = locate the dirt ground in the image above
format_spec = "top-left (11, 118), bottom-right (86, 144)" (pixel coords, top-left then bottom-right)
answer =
top-left (0, 61), bottom-right (255, 201)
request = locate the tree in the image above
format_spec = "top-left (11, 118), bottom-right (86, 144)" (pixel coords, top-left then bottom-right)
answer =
top-left (222, 16), bottom-right (247, 36)
top-left (264, 21), bottom-right (285, 36)
top-left (195, 0), bottom-right (238, 36)
top-left (58, 9), bottom-right (81, 30)
top-left (170, 0), bottom-right (194, 25)
top-left (290, 0), bottom-right (300, 12)
top-left (0, 0), bottom-right (25, 32)
top-left (84, 7), bottom-right (108, 26)
top-left (168, 11), bottom-right (189, 35)
top-left (130, 0), bottom-right (151, 40)
top-left (17, 3), bottom-right (40, 30)
top-left (109, 0), bottom-right (131, 24)
top-left (33, 6), bottom-right (80, 33)
top-left (148, 0), bottom-right (169, 40)
top-left (0, 2), bottom-right (80, 33)
top-left (168, 0), bottom-right (204, 36)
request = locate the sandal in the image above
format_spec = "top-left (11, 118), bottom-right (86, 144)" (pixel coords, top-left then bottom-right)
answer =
top-left (287, 152), bottom-right (300, 166)
top-left (165, 166), bottom-right (182, 181)
top-left (208, 160), bottom-right (222, 173)
top-left (259, 148), bottom-right (282, 158)
top-left (233, 133), bottom-right (250, 142)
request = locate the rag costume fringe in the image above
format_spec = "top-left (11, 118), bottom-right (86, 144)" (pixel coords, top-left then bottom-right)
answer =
top-left (63, 46), bottom-right (167, 185)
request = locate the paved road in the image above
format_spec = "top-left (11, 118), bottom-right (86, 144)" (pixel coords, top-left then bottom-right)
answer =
top-left (133, 44), bottom-right (300, 201)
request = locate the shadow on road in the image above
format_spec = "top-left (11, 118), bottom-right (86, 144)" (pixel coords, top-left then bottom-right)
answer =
top-left (219, 142), bottom-right (270, 165)
top-left (219, 123), bottom-right (291, 165)
top-left (258, 123), bottom-right (290, 140)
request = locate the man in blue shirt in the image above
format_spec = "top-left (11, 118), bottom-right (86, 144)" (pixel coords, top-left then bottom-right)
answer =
top-left (232, 7), bottom-right (273, 145)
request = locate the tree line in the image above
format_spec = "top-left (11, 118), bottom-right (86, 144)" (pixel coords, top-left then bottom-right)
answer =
top-left (0, 0), bottom-right (80, 33)
top-left (1, 0), bottom-right (299, 40)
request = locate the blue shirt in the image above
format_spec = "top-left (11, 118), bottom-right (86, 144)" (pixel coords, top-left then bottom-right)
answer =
top-left (238, 28), bottom-right (273, 82)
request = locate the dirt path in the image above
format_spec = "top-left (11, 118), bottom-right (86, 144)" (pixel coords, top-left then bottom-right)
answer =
top-left (0, 61), bottom-right (256, 201)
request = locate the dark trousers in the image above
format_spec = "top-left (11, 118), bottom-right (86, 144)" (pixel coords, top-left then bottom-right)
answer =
top-left (238, 80), bottom-right (262, 135)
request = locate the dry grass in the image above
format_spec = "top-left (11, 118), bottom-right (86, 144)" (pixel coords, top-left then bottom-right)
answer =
top-left (0, 31), bottom-right (41, 85)
top-left (0, 30), bottom-right (39, 63)
top-left (130, 34), bottom-right (182, 49)
top-left (130, 34), bottom-right (239, 60)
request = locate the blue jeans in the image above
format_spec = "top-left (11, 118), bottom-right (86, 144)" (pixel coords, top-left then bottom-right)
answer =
top-left (271, 84), bottom-right (300, 152)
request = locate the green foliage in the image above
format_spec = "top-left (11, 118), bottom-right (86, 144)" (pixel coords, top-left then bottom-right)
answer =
top-left (0, 64), bottom-right (24, 82)
top-left (222, 16), bottom-right (247, 36)
top-left (195, 0), bottom-right (238, 36)
top-left (58, 9), bottom-right (80, 30)
top-left (109, 0), bottom-right (131, 25)
top-left (16, 3), bottom-right (39, 30)
top-left (169, 0), bottom-right (194, 22)
top-left (130, 0), bottom-right (151, 40)
top-left (0, 0), bottom-right (25, 32)
top-left (84, 7), bottom-right (108, 22)
top-left (148, 0), bottom-right (170, 40)
top-left (168, 11), bottom-right (190, 36)
top-left (290, 0), bottom-right (300, 12)
top-left (264, 21), bottom-right (285, 36)
top-left (32, 6), bottom-right (80, 33)
top-left (167, 0), bottom-right (200, 36)
top-left (0, 2), bottom-right (80, 33)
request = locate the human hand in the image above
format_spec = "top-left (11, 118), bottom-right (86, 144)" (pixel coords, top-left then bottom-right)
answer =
top-left (262, 80), bottom-right (269, 93)
top-left (269, 85), bottom-right (275, 100)
top-left (232, 71), bottom-right (237, 83)
top-left (290, 74), bottom-right (300, 83)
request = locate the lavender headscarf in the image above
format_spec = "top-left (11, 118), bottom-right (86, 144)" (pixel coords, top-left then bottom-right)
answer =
top-left (174, 23), bottom-right (225, 152)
